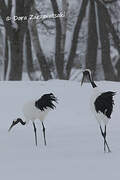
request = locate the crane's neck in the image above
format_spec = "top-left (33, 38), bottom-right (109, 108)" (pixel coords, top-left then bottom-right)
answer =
top-left (15, 118), bottom-right (26, 126)
top-left (8, 118), bottom-right (26, 132)
top-left (88, 73), bottom-right (97, 88)
top-left (90, 81), bottom-right (97, 88)
top-left (19, 118), bottom-right (26, 125)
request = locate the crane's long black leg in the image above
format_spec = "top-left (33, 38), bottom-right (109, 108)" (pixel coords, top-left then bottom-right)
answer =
top-left (103, 126), bottom-right (107, 152)
top-left (33, 122), bottom-right (37, 146)
top-left (104, 125), bottom-right (111, 153)
top-left (100, 126), bottom-right (107, 152)
top-left (104, 126), bottom-right (106, 152)
top-left (100, 126), bottom-right (111, 153)
top-left (42, 122), bottom-right (47, 146)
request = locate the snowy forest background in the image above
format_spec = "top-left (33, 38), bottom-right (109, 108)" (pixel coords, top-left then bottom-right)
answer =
top-left (0, 0), bottom-right (120, 81)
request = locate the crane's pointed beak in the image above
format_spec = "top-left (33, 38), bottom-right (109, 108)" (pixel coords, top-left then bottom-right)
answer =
top-left (8, 121), bottom-right (16, 132)
top-left (8, 124), bottom-right (14, 132)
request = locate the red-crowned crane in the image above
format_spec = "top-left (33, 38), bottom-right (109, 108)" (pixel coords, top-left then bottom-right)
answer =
top-left (81, 69), bottom-right (116, 153)
top-left (8, 93), bottom-right (57, 146)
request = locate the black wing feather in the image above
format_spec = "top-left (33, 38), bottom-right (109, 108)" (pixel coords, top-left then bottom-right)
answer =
top-left (94, 91), bottom-right (116, 118)
top-left (35, 93), bottom-right (57, 111)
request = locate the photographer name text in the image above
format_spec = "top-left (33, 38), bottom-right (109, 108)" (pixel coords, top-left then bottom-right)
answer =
top-left (6, 12), bottom-right (65, 21)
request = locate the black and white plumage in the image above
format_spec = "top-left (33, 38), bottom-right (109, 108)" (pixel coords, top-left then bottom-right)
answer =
top-left (94, 91), bottom-right (115, 119)
top-left (8, 93), bottom-right (57, 146)
top-left (81, 69), bottom-right (116, 152)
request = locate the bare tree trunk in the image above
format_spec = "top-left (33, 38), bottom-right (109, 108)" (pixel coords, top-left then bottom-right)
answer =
top-left (26, 28), bottom-right (35, 81)
top-left (66, 0), bottom-right (88, 79)
top-left (51, 0), bottom-right (64, 79)
top-left (0, 0), bottom-right (33, 80)
top-left (61, 0), bottom-right (68, 76)
top-left (4, 35), bottom-right (9, 80)
top-left (29, 8), bottom-right (52, 80)
top-left (85, 0), bottom-right (98, 78)
top-left (8, 30), bottom-right (24, 80)
top-left (97, 1), bottom-right (116, 81)
top-left (0, 30), bottom-right (4, 80)
top-left (97, 0), bottom-right (120, 80)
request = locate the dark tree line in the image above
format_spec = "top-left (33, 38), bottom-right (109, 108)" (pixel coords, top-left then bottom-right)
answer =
top-left (0, 0), bottom-right (120, 81)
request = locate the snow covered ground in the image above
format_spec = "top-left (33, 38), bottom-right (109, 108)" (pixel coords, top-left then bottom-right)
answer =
top-left (0, 80), bottom-right (120, 180)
